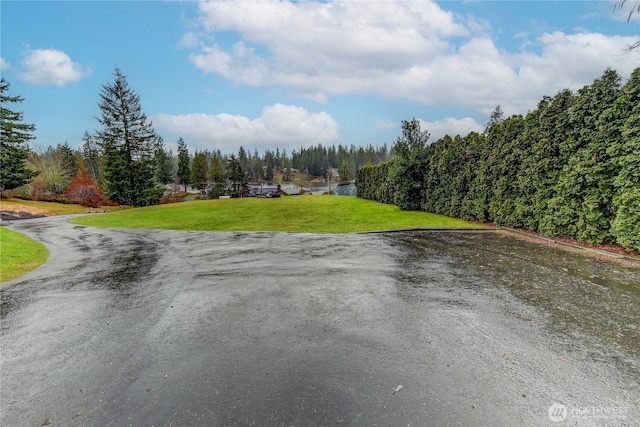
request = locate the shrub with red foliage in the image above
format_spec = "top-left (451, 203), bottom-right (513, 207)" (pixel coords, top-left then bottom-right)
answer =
top-left (65, 168), bottom-right (109, 207)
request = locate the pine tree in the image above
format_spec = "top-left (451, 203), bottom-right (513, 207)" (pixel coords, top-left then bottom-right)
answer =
top-left (0, 78), bottom-right (37, 195)
top-left (190, 151), bottom-right (209, 192)
top-left (226, 154), bottom-right (246, 197)
top-left (265, 163), bottom-right (274, 182)
top-left (208, 154), bottom-right (225, 197)
top-left (283, 157), bottom-right (291, 182)
top-left (95, 68), bottom-right (163, 206)
top-left (484, 105), bottom-right (504, 133)
top-left (392, 118), bottom-right (430, 211)
top-left (154, 143), bottom-right (174, 185)
top-left (339, 151), bottom-right (351, 184)
top-left (177, 137), bottom-right (190, 192)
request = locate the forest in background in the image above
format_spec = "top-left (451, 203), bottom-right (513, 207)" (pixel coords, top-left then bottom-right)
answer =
top-left (356, 67), bottom-right (640, 252)
top-left (1, 69), bottom-right (390, 206)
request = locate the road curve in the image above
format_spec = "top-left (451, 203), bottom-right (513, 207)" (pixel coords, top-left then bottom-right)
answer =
top-left (1, 215), bottom-right (639, 426)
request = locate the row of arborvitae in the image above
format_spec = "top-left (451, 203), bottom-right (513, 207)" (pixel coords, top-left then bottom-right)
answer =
top-left (356, 67), bottom-right (640, 252)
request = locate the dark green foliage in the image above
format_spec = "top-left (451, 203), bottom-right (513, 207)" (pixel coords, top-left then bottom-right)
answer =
top-left (290, 143), bottom-right (390, 177)
top-left (56, 143), bottom-right (79, 178)
top-left (176, 137), bottom-right (190, 192)
top-left (154, 143), bottom-right (174, 185)
top-left (95, 68), bottom-right (163, 206)
top-left (391, 118), bottom-right (430, 211)
top-left (484, 105), bottom-right (504, 133)
top-left (339, 151), bottom-right (351, 184)
top-left (208, 154), bottom-right (225, 197)
top-left (283, 157), bottom-right (292, 182)
top-left (0, 79), bottom-right (37, 193)
top-left (355, 159), bottom-right (395, 204)
top-left (226, 154), bottom-right (247, 197)
top-left (540, 69), bottom-right (623, 243)
top-left (190, 151), bottom-right (209, 191)
top-left (265, 163), bottom-right (274, 182)
top-left (486, 116), bottom-right (527, 227)
top-left (610, 68), bottom-right (640, 251)
top-left (356, 67), bottom-right (640, 252)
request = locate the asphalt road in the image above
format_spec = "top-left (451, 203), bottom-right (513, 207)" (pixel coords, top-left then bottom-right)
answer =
top-left (2, 216), bottom-right (639, 426)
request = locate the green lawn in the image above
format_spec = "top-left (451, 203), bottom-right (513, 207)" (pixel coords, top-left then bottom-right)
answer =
top-left (0, 227), bottom-right (49, 283)
top-left (70, 195), bottom-right (484, 233)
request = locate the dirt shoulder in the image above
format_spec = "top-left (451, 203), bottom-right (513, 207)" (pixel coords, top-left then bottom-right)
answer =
top-left (499, 226), bottom-right (640, 266)
top-left (0, 204), bottom-right (55, 220)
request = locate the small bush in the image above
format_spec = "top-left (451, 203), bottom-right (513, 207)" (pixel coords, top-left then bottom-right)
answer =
top-left (65, 168), bottom-right (109, 207)
top-left (160, 192), bottom-right (187, 204)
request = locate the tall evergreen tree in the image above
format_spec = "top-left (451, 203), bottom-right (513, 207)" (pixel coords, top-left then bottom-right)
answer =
top-left (265, 163), bottom-right (274, 182)
top-left (57, 142), bottom-right (79, 178)
top-left (484, 105), bottom-right (504, 133)
top-left (392, 118), bottom-right (430, 211)
top-left (190, 151), bottom-right (209, 191)
top-left (0, 78), bottom-right (37, 195)
top-left (177, 137), bottom-right (190, 192)
top-left (339, 151), bottom-right (351, 184)
top-left (95, 68), bottom-right (163, 206)
top-left (154, 142), bottom-right (174, 185)
top-left (283, 157), bottom-right (291, 181)
top-left (208, 154), bottom-right (225, 197)
top-left (226, 154), bottom-right (246, 197)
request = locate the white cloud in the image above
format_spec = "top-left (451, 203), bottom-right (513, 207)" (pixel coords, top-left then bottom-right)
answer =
top-left (187, 0), bottom-right (640, 117)
top-left (189, 0), bottom-right (466, 90)
top-left (0, 58), bottom-right (10, 70)
top-left (19, 48), bottom-right (91, 86)
top-left (152, 103), bottom-right (339, 152)
top-left (375, 119), bottom-right (396, 130)
top-left (180, 32), bottom-right (202, 48)
top-left (418, 117), bottom-right (484, 141)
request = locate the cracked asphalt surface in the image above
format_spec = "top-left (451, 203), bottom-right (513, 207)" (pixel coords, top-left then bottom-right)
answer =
top-left (2, 215), bottom-right (639, 426)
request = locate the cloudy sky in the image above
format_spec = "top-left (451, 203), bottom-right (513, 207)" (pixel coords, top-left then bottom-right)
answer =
top-left (1, 0), bottom-right (638, 154)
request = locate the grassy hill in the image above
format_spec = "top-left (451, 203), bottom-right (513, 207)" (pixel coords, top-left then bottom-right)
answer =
top-left (70, 195), bottom-right (483, 233)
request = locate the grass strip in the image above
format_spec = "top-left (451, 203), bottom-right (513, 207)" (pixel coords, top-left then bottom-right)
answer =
top-left (0, 227), bottom-right (49, 283)
top-left (70, 195), bottom-right (483, 233)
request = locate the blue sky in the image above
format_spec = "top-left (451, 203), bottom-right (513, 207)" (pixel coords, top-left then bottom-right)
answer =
top-left (1, 1), bottom-right (639, 154)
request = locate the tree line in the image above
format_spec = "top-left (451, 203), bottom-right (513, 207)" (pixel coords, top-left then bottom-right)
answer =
top-left (1, 68), bottom-right (391, 206)
top-left (356, 67), bottom-right (640, 253)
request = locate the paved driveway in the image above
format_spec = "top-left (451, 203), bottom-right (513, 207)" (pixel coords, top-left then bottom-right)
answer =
top-left (2, 216), bottom-right (639, 426)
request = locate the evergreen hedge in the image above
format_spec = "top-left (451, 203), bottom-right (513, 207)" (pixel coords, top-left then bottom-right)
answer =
top-left (355, 67), bottom-right (640, 252)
